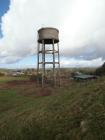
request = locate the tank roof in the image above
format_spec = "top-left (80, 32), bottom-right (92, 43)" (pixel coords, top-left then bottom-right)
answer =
top-left (38, 27), bottom-right (59, 33)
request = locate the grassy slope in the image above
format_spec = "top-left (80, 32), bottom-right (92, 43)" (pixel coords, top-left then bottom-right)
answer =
top-left (0, 76), bottom-right (105, 140)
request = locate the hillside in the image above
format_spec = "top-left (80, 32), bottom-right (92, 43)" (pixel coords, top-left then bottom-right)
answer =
top-left (0, 76), bottom-right (105, 140)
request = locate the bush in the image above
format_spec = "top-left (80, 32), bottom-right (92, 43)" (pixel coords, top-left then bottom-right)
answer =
top-left (0, 72), bottom-right (5, 76)
top-left (95, 62), bottom-right (105, 76)
top-left (30, 74), bottom-right (42, 82)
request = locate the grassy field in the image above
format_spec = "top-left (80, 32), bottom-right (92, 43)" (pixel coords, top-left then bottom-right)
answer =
top-left (0, 76), bottom-right (28, 83)
top-left (0, 75), bottom-right (105, 140)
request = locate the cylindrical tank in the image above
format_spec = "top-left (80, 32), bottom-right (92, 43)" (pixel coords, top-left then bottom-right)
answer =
top-left (38, 27), bottom-right (59, 44)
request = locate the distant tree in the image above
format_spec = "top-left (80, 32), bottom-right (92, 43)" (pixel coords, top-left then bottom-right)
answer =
top-left (95, 62), bottom-right (105, 76)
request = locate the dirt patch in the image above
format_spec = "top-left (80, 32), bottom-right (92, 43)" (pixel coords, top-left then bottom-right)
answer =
top-left (20, 87), bottom-right (53, 97)
top-left (7, 80), bottom-right (35, 85)
top-left (36, 88), bottom-right (53, 97)
top-left (0, 80), bottom-right (36, 90)
top-left (0, 80), bottom-right (53, 98)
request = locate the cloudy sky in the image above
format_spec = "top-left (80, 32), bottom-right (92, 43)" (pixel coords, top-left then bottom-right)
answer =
top-left (0, 0), bottom-right (105, 68)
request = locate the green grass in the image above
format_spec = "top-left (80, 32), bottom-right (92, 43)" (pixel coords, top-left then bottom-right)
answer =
top-left (0, 76), bottom-right (105, 140)
top-left (0, 76), bottom-right (28, 83)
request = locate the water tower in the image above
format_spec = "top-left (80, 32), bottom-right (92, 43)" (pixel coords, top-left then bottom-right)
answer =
top-left (37, 27), bottom-right (60, 86)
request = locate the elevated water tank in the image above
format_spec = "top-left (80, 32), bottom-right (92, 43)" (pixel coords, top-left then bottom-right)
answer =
top-left (38, 27), bottom-right (59, 44)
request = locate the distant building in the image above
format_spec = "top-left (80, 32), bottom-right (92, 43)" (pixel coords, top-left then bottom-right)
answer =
top-left (72, 72), bottom-right (97, 81)
top-left (10, 71), bottom-right (24, 76)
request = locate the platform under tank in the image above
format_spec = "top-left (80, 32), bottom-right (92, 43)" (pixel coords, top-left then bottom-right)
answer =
top-left (38, 27), bottom-right (59, 44)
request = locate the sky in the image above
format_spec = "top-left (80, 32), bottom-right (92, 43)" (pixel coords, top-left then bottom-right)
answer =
top-left (0, 0), bottom-right (10, 37)
top-left (0, 0), bottom-right (105, 68)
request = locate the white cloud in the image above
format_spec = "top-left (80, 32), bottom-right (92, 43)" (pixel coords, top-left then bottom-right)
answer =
top-left (60, 0), bottom-right (105, 61)
top-left (0, 0), bottom-right (105, 67)
top-left (60, 57), bottom-right (103, 68)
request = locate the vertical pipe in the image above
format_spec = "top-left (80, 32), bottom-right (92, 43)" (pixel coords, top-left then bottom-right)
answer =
top-left (42, 40), bottom-right (44, 87)
top-left (53, 39), bottom-right (56, 86)
top-left (57, 42), bottom-right (61, 86)
top-left (44, 43), bottom-right (45, 76)
top-left (37, 42), bottom-right (40, 85)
